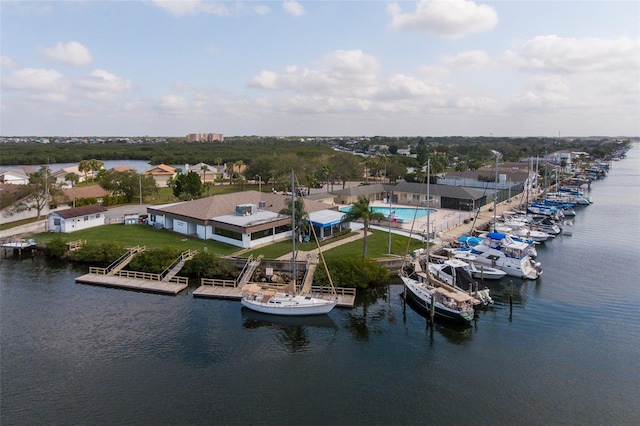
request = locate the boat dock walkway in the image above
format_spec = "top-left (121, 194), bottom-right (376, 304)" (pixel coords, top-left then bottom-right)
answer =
top-left (193, 278), bottom-right (356, 308)
top-left (76, 268), bottom-right (188, 295)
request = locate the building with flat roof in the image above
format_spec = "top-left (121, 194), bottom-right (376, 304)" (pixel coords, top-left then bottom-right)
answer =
top-left (186, 133), bottom-right (224, 142)
top-left (146, 191), bottom-right (347, 249)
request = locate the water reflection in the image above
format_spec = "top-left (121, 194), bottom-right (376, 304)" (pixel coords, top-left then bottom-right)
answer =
top-left (241, 308), bottom-right (337, 353)
top-left (401, 290), bottom-right (474, 344)
top-left (342, 285), bottom-right (394, 341)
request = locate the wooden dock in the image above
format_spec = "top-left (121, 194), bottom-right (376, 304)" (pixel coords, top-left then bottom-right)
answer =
top-left (193, 279), bottom-right (356, 308)
top-left (76, 268), bottom-right (188, 295)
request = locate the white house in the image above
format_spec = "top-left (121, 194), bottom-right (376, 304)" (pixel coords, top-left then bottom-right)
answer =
top-left (146, 191), bottom-right (347, 249)
top-left (48, 204), bottom-right (108, 233)
top-left (0, 168), bottom-right (30, 185)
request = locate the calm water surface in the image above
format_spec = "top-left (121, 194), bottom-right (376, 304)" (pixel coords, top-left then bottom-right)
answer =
top-left (2, 146), bottom-right (639, 425)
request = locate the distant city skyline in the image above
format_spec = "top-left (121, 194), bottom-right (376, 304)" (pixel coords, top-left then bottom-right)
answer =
top-left (1, 0), bottom-right (639, 137)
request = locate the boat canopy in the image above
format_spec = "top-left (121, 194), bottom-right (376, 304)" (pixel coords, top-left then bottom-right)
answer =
top-left (242, 283), bottom-right (264, 294)
top-left (487, 232), bottom-right (506, 240)
top-left (434, 286), bottom-right (474, 302)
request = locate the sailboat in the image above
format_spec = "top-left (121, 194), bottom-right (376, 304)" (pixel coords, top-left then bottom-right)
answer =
top-left (241, 171), bottom-right (338, 316)
top-left (399, 159), bottom-right (476, 323)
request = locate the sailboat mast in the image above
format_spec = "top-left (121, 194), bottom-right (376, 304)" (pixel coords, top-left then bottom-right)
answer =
top-left (426, 158), bottom-right (431, 251)
top-left (493, 153), bottom-right (498, 232)
top-left (291, 170), bottom-right (296, 287)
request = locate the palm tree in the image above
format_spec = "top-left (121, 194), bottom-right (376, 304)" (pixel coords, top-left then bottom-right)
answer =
top-left (200, 164), bottom-right (208, 184)
top-left (232, 160), bottom-right (244, 185)
top-left (64, 172), bottom-right (79, 188)
top-left (342, 196), bottom-right (387, 257)
top-left (78, 160), bottom-right (91, 183)
top-left (279, 195), bottom-right (309, 242)
top-left (321, 163), bottom-right (333, 191)
top-left (88, 159), bottom-right (104, 181)
top-left (65, 172), bottom-right (79, 207)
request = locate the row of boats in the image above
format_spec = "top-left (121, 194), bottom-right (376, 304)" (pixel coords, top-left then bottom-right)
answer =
top-left (400, 183), bottom-right (598, 324)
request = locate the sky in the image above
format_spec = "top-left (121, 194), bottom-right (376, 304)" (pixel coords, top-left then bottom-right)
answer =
top-left (1, 0), bottom-right (639, 137)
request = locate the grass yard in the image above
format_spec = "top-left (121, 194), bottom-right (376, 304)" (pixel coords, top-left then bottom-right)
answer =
top-left (320, 230), bottom-right (426, 260)
top-left (34, 224), bottom-right (239, 255)
top-left (243, 229), bottom-right (426, 260)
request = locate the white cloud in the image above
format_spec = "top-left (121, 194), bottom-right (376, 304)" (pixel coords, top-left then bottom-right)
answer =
top-left (152, 0), bottom-right (230, 16)
top-left (159, 94), bottom-right (191, 114)
top-left (1, 55), bottom-right (20, 69)
top-left (249, 50), bottom-right (379, 98)
top-left (38, 41), bottom-right (93, 67)
top-left (440, 50), bottom-right (492, 70)
top-left (76, 69), bottom-right (133, 101)
top-left (389, 0), bottom-right (498, 39)
top-left (1, 68), bottom-right (68, 102)
top-left (248, 70), bottom-right (279, 90)
top-left (503, 35), bottom-right (640, 73)
top-left (283, 1), bottom-right (305, 17)
top-left (254, 5), bottom-right (270, 15)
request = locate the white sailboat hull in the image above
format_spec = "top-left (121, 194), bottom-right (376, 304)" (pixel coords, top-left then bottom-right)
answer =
top-left (241, 293), bottom-right (337, 316)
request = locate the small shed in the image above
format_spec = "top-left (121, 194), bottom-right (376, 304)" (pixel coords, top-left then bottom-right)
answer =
top-left (124, 213), bottom-right (140, 225)
top-left (48, 204), bottom-right (108, 233)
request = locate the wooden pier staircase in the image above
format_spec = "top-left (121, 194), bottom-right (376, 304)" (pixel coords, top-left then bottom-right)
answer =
top-left (161, 250), bottom-right (197, 282)
top-left (299, 263), bottom-right (317, 295)
top-left (237, 254), bottom-right (263, 287)
top-left (107, 246), bottom-right (146, 276)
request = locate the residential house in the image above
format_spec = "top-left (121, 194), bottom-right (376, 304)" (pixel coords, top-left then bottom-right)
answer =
top-left (0, 168), bottom-right (30, 185)
top-left (52, 165), bottom-right (86, 187)
top-left (146, 191), bottom-right (346, 249)
top-left (184, 162), bottom-right (226, 183)
top-left (48, 204), bottom-right (108, 233)
top-left (143, 164), bottom-right (176, 188)
top-left (53, 186), bottom-right (109, 208)
top-left (109, 164), bottom-right (138, 173)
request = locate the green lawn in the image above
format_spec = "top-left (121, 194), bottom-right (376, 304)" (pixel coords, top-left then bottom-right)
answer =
top-left (34, 224), bottom-right (239, 255)
top-left (321, 230), bottom-right (426, 260)
top-left (243, 229), bottom-right (426, 260)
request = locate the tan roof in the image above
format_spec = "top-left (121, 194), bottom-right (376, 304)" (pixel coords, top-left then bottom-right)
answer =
top-left (147, 190), bottom-right (337, 222)
top-left (143, 164), bottom-right (176, 175)
top-left (110, 164), bottom-right (138, 172)
top-left (63, 186), bottom-right (108, 199)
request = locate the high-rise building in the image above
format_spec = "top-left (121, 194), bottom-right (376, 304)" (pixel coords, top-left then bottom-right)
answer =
top-left (186, 133), bottom-right (224, 142)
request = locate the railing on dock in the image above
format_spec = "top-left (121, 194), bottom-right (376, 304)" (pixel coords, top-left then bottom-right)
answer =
top-left (309, 285), bottom-right (356, 297)
top-left (86, 266), bottom-right (189, 286)
top-left (106, 245), bottom-right (146, 275)
top-left (201, 278), bottom-right (237, 287)
top-left (67, 240), bottom-right (86, 251)
top-left (160, 249), bottom-right (197, 280)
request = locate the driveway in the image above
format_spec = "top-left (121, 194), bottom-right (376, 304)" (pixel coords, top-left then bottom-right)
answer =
top-left (104, 204), bottom-right (150, 220)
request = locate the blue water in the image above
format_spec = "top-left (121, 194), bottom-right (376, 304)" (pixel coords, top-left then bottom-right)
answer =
top-left (341, 205), bottom-right (436, 221)
top-left (2, 145), bottom-right (639, 425)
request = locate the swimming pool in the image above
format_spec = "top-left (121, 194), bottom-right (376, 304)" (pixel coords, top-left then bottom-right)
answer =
top-left (340, 206), bottom-right (436, 222)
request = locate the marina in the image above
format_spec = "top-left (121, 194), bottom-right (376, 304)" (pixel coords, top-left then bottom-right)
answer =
top-left (1, 145), bottom-right (639, 425)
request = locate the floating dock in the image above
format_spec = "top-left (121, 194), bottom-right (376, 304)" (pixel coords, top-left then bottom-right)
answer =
top-left (76, 272), bottom-right (188, 295)
top-left (193, 280), bottom-right (356, 308)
